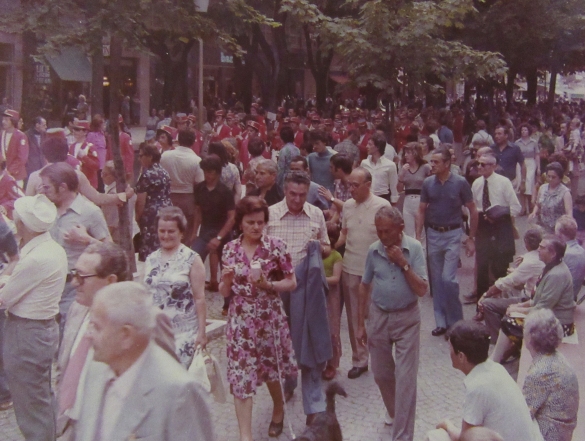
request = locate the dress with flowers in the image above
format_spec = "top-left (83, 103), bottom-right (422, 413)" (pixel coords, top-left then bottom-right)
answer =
top-left (144, 244), bottom-right (199, 367)
top-left (221, 234), bottom-right (298, 399)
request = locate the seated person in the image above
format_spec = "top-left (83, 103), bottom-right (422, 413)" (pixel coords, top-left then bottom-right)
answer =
top-left (436, 320), bottom-right (541, 441)
top-left (555, 215), bottom-right (585, 300)
top-left (523, 309), bottom-right (579, 441)
top-left (478, 229), bottom-right (545, 332)
top-left (490, 235), bottom-right (576, 364)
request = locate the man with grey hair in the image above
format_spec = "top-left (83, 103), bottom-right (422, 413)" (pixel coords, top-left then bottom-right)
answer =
top-left (356, 206), bottom-right (428, 440)
top-left (555, 215), bottom-right (585, 300)
top-left (0, 194), bottom-right (68, 441)
top-left (249, 158), bottom-right (282, 206)
top-left (76, 282), bottom-right (213, 441)
top-left (336, 167), bottom-right (391, 380)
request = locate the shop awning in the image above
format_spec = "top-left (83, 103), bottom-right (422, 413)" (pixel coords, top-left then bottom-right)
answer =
top-left (46, 47), bottom-right (92, 82)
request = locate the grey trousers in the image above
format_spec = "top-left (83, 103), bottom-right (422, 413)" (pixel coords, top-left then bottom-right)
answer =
top-left (368, 302), bottom-right (420, 441)
top-left (482, 296), bottom-right (521, 343)
top-left (341, 272), bottom-right (369, 368)
top-left (4, 314), bottom-right (58, 441)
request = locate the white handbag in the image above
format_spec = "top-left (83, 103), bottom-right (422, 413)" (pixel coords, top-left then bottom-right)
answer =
top-left (188, 347), bottom-right (227, 403)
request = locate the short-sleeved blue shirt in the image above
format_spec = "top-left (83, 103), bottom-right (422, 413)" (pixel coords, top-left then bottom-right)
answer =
top-left (420, 173), bottom-right (473, 226)
top-left (491, 142), bottom-right (524, 181)
top-left (362, 235), bottom-right (427, 311)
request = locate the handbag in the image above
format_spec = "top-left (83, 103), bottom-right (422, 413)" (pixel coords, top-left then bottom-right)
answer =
top-left (188, 347), bottom-right (227, 403)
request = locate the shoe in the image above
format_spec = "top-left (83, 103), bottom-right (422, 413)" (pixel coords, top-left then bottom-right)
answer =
top-left (431, 327), bottom-right (447, 336)
top-left (268, 416), bottom-right (284, 437)
top-left (463, 292), bottom-right (478, 304)
top-left (472, 311), bottom-right (484, 322)
top-left (322, 365), bottom-right (336, 381)
top-left (0, 400), bottom-right (12, 411)
top-left (221, 308), bottom-right (228, 317)
top-left (205, 281), bottom-right (219, 292)
top-left (384, 411), bottom-right (393, 426)
top-left (347, 366), bottom-right (368, 379)
top-left (306, 412), bottom-right (322, 426)
top-left (284, 390), bottom-right (294, 403)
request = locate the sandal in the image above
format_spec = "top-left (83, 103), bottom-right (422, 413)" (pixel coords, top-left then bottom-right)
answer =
top-left (205, 281), bottom-right (219, 292)
top-left (268, 417), bottom-right (284, 437)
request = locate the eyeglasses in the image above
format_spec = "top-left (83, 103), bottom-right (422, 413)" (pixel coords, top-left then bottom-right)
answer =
top-left (478, 162), bottom-right (495, 167)
top-left (70, 269), bottom-right (98, 285)
top-left (348, 181), bottom-right (365, 189)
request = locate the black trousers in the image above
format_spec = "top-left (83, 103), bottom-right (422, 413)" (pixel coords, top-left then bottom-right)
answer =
top-left (475, 221), bottom-right (514, 297)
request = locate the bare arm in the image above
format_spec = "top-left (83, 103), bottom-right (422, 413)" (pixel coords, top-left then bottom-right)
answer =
top-left (564, 190), bottom-right (573, 217)
top-left (326, 260), bottom-right (343, 287)
top-left (135, 192), bottom-right (146, 222)
top-left (190, 254), bottom-right (207, 348)
top-left (336, 228), bottom-right (348, 249)
top-left (415, 202), bottom-right (427, 240)
top-left (78, 171), bottom-right (125, 206)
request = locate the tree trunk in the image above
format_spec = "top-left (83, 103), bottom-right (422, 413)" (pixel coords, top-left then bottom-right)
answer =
top-left (505, 68), bottom-right (516, 110)
top-left (525, 67), bottom-right (538, 106)
top-left (234, 55), bottom-right (253, 110)
top-left (547, 66), bottom-right (558, 115)
top-left (108, 34), bottom-right (135, 273)
top-left (91, 37), bottom-right (104, 117)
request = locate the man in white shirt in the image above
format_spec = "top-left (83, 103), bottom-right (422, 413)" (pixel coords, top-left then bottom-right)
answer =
top-left (436, 320), bottom-right (542, 441)
top-left (360, 133), bottom-right (399, 205)
top-left (75, 282), bottom-right (213, 441)
top-left (335, 167), bottom-right (391, 379)
top-left (479, 229), bottom-right (544, 340)
top-left (160, 129), bottom-right (204, 241)
top-left (0, 194), bottom-right (68, 441)
top-left (467, 153), bottom-right (520, 304)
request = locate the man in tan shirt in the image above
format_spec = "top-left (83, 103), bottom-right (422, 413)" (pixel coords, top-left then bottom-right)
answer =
top-left (336, 167), bottom-right (390, 379)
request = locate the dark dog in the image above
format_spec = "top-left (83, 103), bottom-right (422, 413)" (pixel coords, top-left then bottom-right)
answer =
top-left (296, 382), bottom-right (347, 441)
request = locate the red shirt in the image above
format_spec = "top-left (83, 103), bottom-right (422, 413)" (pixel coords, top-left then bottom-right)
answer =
top-left (69, 141), bottom-right (100, 188)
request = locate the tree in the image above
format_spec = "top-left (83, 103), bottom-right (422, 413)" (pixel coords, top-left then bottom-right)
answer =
top-left (282, 0), bottom-right (506, 136)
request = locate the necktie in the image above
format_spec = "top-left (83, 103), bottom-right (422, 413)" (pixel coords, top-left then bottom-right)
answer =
top-left (94, 377), bottom-right (115, 441)
top-left (58, 333), bottom-right (92, 414)
top-left (482, 177), bottom-right (491, 212)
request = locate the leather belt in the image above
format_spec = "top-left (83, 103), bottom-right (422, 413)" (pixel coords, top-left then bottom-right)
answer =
top-left (428, 223), bottom-right (461, 233)
top-left (405, 189), bottom-right (421, 195)
top-left (375, 300), bottom-right (418, 314)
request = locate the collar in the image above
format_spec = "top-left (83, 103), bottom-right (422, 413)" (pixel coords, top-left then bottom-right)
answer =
top-left (105, 344), bottom-right (150, 398)
top-left (464, 359), bottom-right (494, 385)
top-left (277, 201), bottom-right (311, 219)
top-left (104, 182), bottom-right (116, 194)
top-left (66, 193), bottom-right (85, 215)
top-left (20, 232), bottom-right (54, 259)
top-left (433, 172), bottom-right (454, 184)
top-left (483, 172), bottom-right (497, 183)
top-left (236, 233), bottom-right (272, 250)
top-left (567, 239), bottom-right (579, 247)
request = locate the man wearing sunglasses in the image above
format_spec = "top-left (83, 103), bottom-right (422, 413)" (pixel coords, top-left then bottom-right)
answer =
top-left (468, 154), bottom-right (520, 305)
top-left (56, 241), bottom-right (176, 440)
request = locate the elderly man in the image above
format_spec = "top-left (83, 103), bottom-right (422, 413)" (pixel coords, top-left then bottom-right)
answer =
top-left (436, 321), bottom-right (540, 441)
top-left (0, 194), bottom-right (68, 441)
top-left (0, 109), bottom-right (29, 186)
top-left (555, 215), bottom-right (585, 300)
top-left (336, 167), bottom-right (391, 378)
top-left (357, 206), bottom-right (428, 440)
top-left (466, 153), bottom-right (521, 304)
top-left (39, 162), bottom-right (111, 335)
top-left (160, 129), bottom-right (204, 242)
top-left (249, 159), bottom-right (282, 206)
top-left (266, 171), bottom-right (331, 425)
top-left (478, 229), bottom-right (545, 339)
top-left (416, 147), bottom-right (477, 336)
top-left (56, 242), bottom-right (175, 439)
top-left (76, 282), bottom-right (213, 441)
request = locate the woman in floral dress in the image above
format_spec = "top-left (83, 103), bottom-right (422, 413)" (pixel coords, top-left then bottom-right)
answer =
top-left (220, 196), bottom-right (297, 441)
top-left (144, 206), bottom-right (207, 367)
top-left (135, 143), bottom-right (172, 261)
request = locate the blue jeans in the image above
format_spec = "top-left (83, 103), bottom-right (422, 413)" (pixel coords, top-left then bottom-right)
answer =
top-left (426, 228), bottom-right (463, 329)
top-left (0, 311), bottom-right (10, 403)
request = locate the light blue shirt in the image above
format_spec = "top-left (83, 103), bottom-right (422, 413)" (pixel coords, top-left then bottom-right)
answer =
top-left (563, 239), bottom-right (585, 299)
top-left (362, 235), bottom-right (427, 311)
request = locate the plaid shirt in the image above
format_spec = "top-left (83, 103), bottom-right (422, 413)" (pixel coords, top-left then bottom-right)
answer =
top-left (267, 200), bottom-right (330, 267)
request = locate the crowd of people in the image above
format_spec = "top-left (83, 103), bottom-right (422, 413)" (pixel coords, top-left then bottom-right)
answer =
top-left (0, 96), bottom-right (584, 441)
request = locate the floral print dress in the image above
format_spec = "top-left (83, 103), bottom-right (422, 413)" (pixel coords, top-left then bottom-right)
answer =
top-left (221, 234), bottom-right (298, 399)
top-left (144, 244), bottom-right (199, 367)
top-left (537, 183), bottom-right (569, 233)
top-left (135, 163), bottom-right (172, 261)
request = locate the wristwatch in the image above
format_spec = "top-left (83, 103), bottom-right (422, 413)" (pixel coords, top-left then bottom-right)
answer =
top-left (330, 196), bottom-right (335, 203)
top-left (216, 235), bottom-right (222, 241)
top-left (401, 264), bottom-right (410, 273)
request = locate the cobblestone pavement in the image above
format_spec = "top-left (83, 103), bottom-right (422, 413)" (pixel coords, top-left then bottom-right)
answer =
top-left (1, 218), bottom-right (532, 441)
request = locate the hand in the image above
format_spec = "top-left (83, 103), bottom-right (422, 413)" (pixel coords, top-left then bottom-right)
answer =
top-left (465, 238), bottom-right (475, 257)
top-left (63, 224), bottom-right (92, 245)
top-left (484, 285), bottom-right (500, 298)
top-left (125, 185), bottom-right (135, 200)
top-left (206, 237), bottom-right (221, 251)
top-left (385, 245), bottom-right (408, 267)
top-left (221, 266), bottom-right (235, 286)
top-left (402, 163), bottom-right (411, 172)
top-left (528, 212), bottom-right (536, 222)
top-left (513, 255), bottom-right (524, 267)
top-left (506, 304), bottom-right (519, 315)
top-left (356, 325), bottom-right (367, 347)
top-left (436, 419), bottom-right (455, 432)
top-left (194, 332), bottom-right (207, 350)
top-left (318, 186), bottom-right (333, 201)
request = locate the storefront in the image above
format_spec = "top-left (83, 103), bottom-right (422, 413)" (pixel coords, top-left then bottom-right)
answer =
top-left (0, 31), bottom-right (23, 111)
